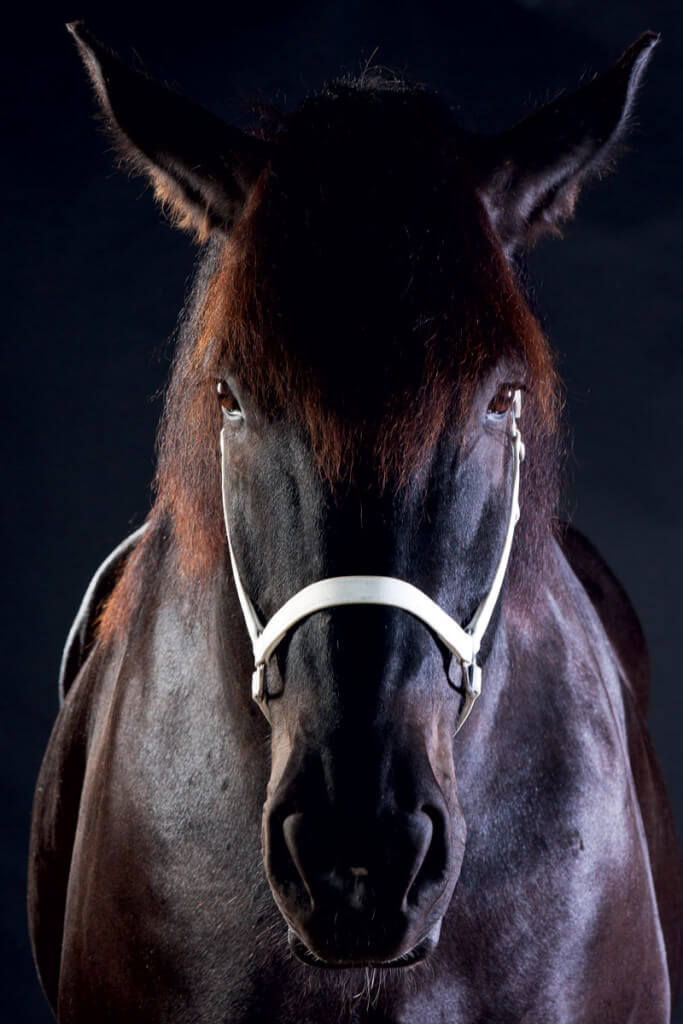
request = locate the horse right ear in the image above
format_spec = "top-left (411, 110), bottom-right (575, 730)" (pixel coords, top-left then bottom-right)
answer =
top-left (67, 23), bottom-right (267, 240)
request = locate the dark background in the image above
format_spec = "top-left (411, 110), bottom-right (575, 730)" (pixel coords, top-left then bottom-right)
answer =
top-left (3, 1), bottom-right (681, 1020)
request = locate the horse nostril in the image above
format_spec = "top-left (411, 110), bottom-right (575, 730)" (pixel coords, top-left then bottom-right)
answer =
top-left (281, 813), bottom-right (316, 906)
top-left (407, 804), bottom-right (450, 909)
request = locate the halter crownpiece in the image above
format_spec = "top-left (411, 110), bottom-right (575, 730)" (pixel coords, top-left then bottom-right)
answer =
top-left (221, 390), bottom-right (525, 733)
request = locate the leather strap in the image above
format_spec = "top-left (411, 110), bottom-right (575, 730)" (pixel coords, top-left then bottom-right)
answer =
top-left (221, 392), bottom-right (524, 732)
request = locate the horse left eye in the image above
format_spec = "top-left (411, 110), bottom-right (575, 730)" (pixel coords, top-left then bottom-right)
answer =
top-left (216, 379), bottom-right (243, 420)
top-left (487, 384), bottom-right (515, 417)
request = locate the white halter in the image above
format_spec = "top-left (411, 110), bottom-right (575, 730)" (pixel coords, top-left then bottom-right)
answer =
top-left (221, 391), bottom-right (525, 732)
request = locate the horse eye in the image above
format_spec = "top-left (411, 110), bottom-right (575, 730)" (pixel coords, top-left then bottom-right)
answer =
top-left (487, 384), bottom-right (515, 418)
top-left (216, 379), bottom-right (243, 420)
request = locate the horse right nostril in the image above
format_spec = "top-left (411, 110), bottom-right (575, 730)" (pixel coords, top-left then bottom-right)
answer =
top-left (280, 814), bottom-right (376, 910)
top-left (281, 813), bottom-right (315, 900)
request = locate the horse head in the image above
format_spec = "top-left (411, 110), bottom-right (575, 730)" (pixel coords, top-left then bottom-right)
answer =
top-left (70, 24), bottom-right (657, 968)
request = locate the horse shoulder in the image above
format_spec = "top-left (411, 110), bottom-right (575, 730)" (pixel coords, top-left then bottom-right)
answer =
top-left (28, 528), bottom-right (145, 1013)
top-left (558, 522), bottom-right (682, 1000)
top-left (58, 526), bottom-right (147, 703)
top-left (558, 521), bottom-right (649, 713)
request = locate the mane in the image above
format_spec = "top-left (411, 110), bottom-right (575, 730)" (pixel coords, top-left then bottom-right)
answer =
top-left (98, 76), bottom-right (562, 642)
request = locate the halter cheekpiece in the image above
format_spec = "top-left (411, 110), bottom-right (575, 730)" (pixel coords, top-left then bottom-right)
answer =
top-left (221, 391), bottom-right (525, 732)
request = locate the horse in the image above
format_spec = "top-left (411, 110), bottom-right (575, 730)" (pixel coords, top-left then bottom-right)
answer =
top-left (29, 24), bottom-right (681, 1023)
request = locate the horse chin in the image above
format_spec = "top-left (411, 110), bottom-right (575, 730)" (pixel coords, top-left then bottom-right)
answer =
top-left (286, 918), bottom-right (443, 970)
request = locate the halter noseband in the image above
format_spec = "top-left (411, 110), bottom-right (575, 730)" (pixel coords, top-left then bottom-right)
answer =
top-left (221, 391), bottom-right (525, 733)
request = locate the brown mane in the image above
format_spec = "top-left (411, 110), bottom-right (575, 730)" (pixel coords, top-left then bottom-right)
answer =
top-left (98, 77), bottom-right (562, 642)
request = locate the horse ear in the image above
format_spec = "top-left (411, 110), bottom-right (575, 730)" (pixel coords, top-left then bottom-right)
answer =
top-left (67, 22), bottom-right (267, 240)
top-left (476, 32), bottom-right (659, 255)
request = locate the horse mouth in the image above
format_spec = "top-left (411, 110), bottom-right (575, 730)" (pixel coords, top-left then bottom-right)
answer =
top-left (287, 919), bottom-right (442, 969)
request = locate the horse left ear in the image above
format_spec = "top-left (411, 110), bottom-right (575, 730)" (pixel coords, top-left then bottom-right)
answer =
top-left (67, 22), bottom-right (268, 240)
top-left (476, 32), bottom-right (659, 255)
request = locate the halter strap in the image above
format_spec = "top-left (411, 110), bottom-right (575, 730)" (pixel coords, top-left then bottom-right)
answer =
top-left (221, 391), bottom-right (524, 732)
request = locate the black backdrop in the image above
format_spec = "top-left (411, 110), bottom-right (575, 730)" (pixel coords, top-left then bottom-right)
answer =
top-left (3, 2), bottom-right (681, 1020)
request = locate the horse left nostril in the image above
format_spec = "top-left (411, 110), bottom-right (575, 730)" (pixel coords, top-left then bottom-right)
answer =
top-left (407, 804), bottom-right (450, 909)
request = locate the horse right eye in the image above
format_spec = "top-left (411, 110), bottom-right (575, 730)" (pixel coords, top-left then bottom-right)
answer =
top-left (487, 384), bottom-right (515, 417)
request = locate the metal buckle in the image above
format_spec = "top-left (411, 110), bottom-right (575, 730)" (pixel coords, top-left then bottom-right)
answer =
top-left (455, 661), bottom-right (482, 734)
top-left (251, 664), bottom-right (266, 704)
top-left (464, 661), bottom-right (482, 698)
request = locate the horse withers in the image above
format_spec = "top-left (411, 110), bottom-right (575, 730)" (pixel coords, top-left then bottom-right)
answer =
top-left (29, 24), bottom-right (681, 1023)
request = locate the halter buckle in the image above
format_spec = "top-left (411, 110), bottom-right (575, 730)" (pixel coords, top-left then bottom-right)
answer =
top-left (464, 660), bottom-right (482, 698)
top-left (513, 389), bottom-right (522, 420)
top-left (454, 661), bottom-right (483, 734)
top-left (252, 663), bottom-right (266, 704)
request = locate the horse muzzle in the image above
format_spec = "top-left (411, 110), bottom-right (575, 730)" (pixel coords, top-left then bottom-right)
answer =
top-left (263, 785), bottom-right (465, 968)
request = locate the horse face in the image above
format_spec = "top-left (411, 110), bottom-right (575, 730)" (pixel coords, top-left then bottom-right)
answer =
top-left (67, 21), bottom-right (658, 970)
top-left (219, 365), bottom-right (520, 966)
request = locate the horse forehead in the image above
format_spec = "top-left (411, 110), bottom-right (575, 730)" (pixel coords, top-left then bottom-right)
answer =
top-left (263, 421), bottom-right (457, 517)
